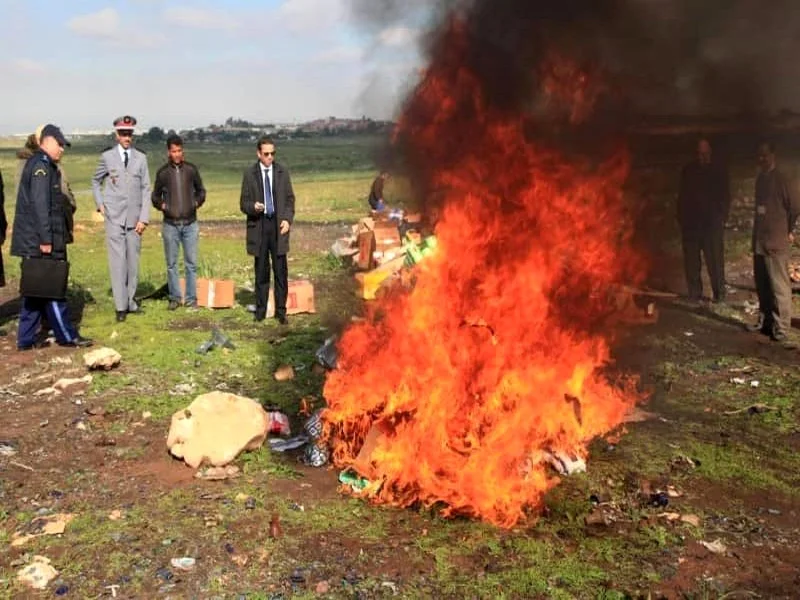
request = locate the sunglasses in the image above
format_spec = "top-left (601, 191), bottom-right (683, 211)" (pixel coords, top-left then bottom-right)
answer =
top-left (261, 151), bottom-right (275, 156)
top-left (117, 130), bottom-right (134, 138)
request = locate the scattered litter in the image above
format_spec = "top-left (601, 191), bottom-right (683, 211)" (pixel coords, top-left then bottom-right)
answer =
top-left (11, 513), bottom-right (75, 547)
top-left (0, 441), bottom-right (17, 457)
top-left (723, 403), bottom-right (777, 416)
top-left (273, 365), bottom-right (295, 382)
top-left (667, 485), bottom-right (684, 498)
top-left (622, 407), bottom-right (658, 423)
top-left (108, 510), bottom-right (123, 521)
top-left (269, 435), bottom-right (309, 452)
top-left (729, 365), bottom-right (755, 374)
top-left (55, 584), bottom-right (69, 596)
top-left (75, 422), bottom-right (88, 432)
top-left (266, 410), bottom-right (291, 436)
top-left (245, 497), bottom-right (256, 510)
top-left (230, 554), bottom-right (249, 567)
top-left (381, 581), bottom-right (398, 594)
top-left (83, 347), bottom-right (122, 370)
top-left (683, 331), bottom-right (694, 337)
top-left (170, 557), bottom-right (196, 571)
top-left (269, 513), bottom-right (283, 539)
top-left (302, 409), bottom-right (329, 467)
top-left (699, 539), bottom-right (728, 554)
top-left (195, 465), bottom-right (241, 480)
top-left (339, 469), bottom-right (370, 492)
top-left (730, 377), bottom-right (746, 385)
top-left (650, 492), bottom-right (669, 507)
top-left (142, 411), bottom-right (152, 420)
top-left (681, 514), bottom-right (701, 527)
top-left (315, 336), bottom-right (338, 370)
top-left (742, 300), bottom-right (759, 315)
top-left (670, 454), bottom-right (699, 470)
top-left (289, 502), bottom-right (305, 512)
top-left (545, 451), bottom-right (587, 476)
top-left (196, 328), bottom-right (236, 354)
top-left (316, 581), bottom-right (331, 594)
top-left (155, 568), bottom-right (173, 582)
top-left (105, 584), bottom-right (120, 598)
top-left (16, 556), bottom-right (58, 590)
top-left (750, 380), bottom-right (760, 388)
top-left (41, 375), bottom-right (93, 396)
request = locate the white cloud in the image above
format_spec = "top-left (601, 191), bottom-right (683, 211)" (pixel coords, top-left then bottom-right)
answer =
top-left (163, 7), bottom-right (239, 31)
top-left (67, 8), bottom-right (120, 40)
top-left (312, 45), bottom-right (363, 64)
top-left (378, 26), bottom-right (417, 47)
top-left (8, 58), bottom-right (48, 74)
top-left (277, 0), bottom-right (348, 33)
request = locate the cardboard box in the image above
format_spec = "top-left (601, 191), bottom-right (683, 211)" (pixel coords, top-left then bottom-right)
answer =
top-left (373, 223), bottom-right (401, 248)
top-left (180, 278), bottom-right (235, 308)
top-left (354, 256), bottom-right (406, 300)
top-left (357, 231), bottom-right (376, 270)
top-left (267, 280), bottom-right (316, 317)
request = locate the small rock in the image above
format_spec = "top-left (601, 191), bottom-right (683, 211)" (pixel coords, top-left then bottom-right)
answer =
top-left (170, 557), bottom-right (196, 571)
top-left (16, 555), bottom-right (58, 590)
top-left (273, 365), bottom-right (295, 382)
top-left (55, 584), bottom-right (69, 596)
top-left (142, 411), bottom-right (152, 419)
top-left (245, 497), bottom-right (256, 510)
top-left (75, 422), bottom-right (88, 432)
top-left (108, 510), bottom-right (123, 521)
top-left (155, 568), bottom-right (173, 581)
top-left (83, 347), bottom-right (122, 371)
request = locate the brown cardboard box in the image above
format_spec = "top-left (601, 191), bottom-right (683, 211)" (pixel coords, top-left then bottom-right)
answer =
top-left (354, 256), bottom-right (406, 300)
top-left (267, 280), bottom-right (316, 317)
top-left (180, 278), bottom-right (235, 308)
top-left (357, 231), bottom-right (376, 270)
top-left (373, 223), bottom-right (401, 248)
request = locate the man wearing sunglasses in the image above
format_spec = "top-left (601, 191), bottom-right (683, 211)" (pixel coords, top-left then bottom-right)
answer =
top-left (240, 136), bottom-right (295, 324)
top-left (92, 115), bottom-right (152, 322)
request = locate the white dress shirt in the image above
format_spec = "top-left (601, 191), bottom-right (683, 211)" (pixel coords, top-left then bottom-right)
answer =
top-left (259, 163), bottom-right (273, 214)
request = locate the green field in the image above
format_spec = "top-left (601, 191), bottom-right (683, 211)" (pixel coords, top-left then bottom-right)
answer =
top-left (0, 134), bottom-right (407, 223)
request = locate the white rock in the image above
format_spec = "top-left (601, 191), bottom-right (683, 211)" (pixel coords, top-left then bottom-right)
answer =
top-left (83, 347), bottom-right (122, 370)
top-left (166, 391), bottom-right (269, 468)
top-left (17, 556), bottom-right (58, 590)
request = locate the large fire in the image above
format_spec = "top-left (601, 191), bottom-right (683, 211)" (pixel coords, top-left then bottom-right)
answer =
top-left (322, 21), bottom-right (644, 528)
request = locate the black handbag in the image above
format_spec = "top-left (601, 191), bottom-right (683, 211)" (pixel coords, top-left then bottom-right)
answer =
top-left (20, 257), bottom-right (69, 299)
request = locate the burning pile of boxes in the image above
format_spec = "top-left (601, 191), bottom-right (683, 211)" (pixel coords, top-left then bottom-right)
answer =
top-left (332, 210), bottom-right (437, 300)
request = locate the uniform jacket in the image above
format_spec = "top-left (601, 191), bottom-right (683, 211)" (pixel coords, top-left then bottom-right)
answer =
top-left (240, 161), bottom-right (295, 256)
top-left (11, 152), bottom-right (69, 260)
top-left (0, 169), bottom-right (7, 246)
top-left (152, 161), bottom-right (206, 224)
top-left (752, 168), bottom-right (800, 255)
top-left (17, 146), bottom-right (76, 243)
top-left (677, 160), bottom-right (730, 232)
top-left (92, 145), bottom-right (151, 227)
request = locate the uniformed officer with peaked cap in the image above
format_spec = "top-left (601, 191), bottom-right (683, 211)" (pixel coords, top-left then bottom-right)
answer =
top-left (91, 115), bottom-right (151, 322)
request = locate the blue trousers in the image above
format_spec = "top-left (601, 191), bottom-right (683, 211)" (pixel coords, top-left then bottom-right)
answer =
top-left (162, 221), bottom-right (199, 305)
top-left (18, 297), bottom-right (78, 348)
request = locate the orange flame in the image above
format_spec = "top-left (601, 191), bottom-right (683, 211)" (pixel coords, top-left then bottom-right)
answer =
top-left (322, 21), bottom-right (643, 528)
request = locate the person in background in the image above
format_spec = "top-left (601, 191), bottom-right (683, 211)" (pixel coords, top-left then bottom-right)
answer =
top-left (11, 125), bottom-right (92, 350)
top-left (240, 136), bottom-right (295, 325)
top-left (92, 115), bottom-right (151, 323)
top-left (676, 137), bottom-right (730, 303)
top-left (746, 141), bottom-right (800, 348)
top-left (151, 134), bottom-right (206, 310)
top-left (368, 171), bottom-right (389, 212)
top-left (0, 168), bottom-right (6, 288)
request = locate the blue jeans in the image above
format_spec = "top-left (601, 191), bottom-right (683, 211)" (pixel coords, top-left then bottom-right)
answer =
top-left (163, 221), bottom-right (199, 305)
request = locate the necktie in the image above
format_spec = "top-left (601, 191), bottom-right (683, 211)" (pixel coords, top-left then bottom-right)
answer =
top-left (124, 151), bottom-right (129, 168)
top-left (264, 169), bottom-right (274, 217)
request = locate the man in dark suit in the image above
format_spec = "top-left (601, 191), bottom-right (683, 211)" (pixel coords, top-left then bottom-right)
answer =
top-left (677, 137), bottom-right (731, 303)
top-left (240, 136), bottom-right (295, 324)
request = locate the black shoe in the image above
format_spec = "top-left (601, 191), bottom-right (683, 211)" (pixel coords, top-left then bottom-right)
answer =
top-left (60, 336), bottom-right (94, 348)
top-left (116, 311), bottom-right (127, 322)
top-left (17, 340), bottom-right (47, 351)
top-left (275, 315), bottom-right (288, 325)
top-left (168, 300), bottom-right (180, 311)
top-left (254, 314), bottom-right (266, 322)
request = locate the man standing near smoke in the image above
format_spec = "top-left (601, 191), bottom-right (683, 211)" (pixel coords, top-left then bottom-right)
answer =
top-left (677, 137), bottom-right (730, 303)
top-left (747, 142), bottom-right (799, 347)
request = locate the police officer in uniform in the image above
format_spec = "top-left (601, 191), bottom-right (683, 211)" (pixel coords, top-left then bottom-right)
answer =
top-left (12, 125), bottom-right (92, 350)
top-left (91, 115), bottom-right (151, 322)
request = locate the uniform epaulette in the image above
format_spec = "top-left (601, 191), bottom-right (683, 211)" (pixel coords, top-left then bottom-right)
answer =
top-left (136, 148), bottom-right (147, 155)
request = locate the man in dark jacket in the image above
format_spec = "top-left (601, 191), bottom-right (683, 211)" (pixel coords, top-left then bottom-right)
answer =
top-left (152, 134), bottom-right (206, 310)
top-left (747, 142), bottom-right (800, 345)
top-left (677, 138), bottom-right (731, 303)
top-left (368, 171), bottom-right (389, 211)
top-left (240, 136), bottom-right (295, 324)
top-left (11, 125), bottom-right (92, 351)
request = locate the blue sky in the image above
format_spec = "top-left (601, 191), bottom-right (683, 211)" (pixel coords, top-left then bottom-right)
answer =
top-left (0, 0), bottom-right (426, 134)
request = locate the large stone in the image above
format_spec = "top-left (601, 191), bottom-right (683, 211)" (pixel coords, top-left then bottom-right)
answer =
top-left (83, 347), bottom-right (122, 370)
top-left (166, 392), bottom-right (269, 468)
